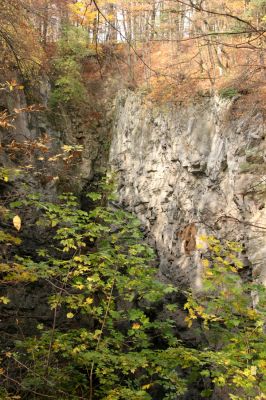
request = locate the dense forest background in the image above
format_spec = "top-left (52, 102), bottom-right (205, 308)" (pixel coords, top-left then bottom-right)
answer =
top-left (1, 0), bottom-right (266, 100)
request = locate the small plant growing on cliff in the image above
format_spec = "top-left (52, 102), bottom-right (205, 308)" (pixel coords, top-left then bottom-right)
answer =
top-left (218, 87), bottom-right (240, 99)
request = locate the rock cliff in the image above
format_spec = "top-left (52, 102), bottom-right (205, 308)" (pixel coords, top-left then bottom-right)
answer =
top-left (110, 90), bottom-right (266, 290)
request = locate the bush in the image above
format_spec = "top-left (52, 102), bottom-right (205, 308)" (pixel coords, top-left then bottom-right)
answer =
top-left (1, 181), bottom-right (265, 399)
top-left (49, 26), bottom-right (92, 109)
top-left (186, 236), bottom-right (266, 399)
top-left (219, 87), bottom-right (240, 99)
top-left (6, 183), bottom-right (193, 399)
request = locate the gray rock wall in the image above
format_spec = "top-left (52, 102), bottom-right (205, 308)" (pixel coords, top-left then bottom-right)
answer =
top-left (110, 90), bottom-right (266, 290)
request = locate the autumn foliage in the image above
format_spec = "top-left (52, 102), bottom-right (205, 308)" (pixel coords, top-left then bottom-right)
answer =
top-left (0, 1), bottom-right (266, 399)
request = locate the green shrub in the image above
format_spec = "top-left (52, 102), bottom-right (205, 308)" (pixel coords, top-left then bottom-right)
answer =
top-left (1, 181), bottom-right (265, 400)
top-left (186, 236), bottom-right (266, 399)
top-left (49, 26), bottom-right (92, 109)
top-left (219, 87), bottom-right (240, 99)
top-left (8, 182), bottom-right (194, 399)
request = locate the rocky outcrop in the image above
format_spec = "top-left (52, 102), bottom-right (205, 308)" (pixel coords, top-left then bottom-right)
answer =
top-left (110, 90), bottom-right (266, 290)
top-left (0, 82), bottom-right (112, 346)
top-left (0, 81), bottom-right (112, 199)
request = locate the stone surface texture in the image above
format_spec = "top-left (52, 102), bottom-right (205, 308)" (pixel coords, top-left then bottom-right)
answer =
top-left (110, 90), bottom-right (266, 290)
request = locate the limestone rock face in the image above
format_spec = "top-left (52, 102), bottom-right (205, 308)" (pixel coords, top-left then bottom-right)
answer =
top-left (110, 90), bottom-right (266, 289)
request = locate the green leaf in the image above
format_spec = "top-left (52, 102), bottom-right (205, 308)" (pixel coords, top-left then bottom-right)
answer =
top-left (86, 192), bottom-right (102, 202)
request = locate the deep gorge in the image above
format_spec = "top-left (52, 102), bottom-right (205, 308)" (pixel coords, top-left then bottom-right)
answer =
top-left (1, 82), bottom-right (265, 399)
top-left (0, 1), bottom-right (266, 397)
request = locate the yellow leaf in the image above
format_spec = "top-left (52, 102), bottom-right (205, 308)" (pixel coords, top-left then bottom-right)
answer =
top-left (132, 322), bottom-right (141, 330)
top-left (202, 259), bottom-right (210, 267)
top-left (13, 215), bottom-right (21, 231)
top-left (93, 329), bottom-right (102, 339)
top-left (195, 305), bottom-right (204, 314)
top-left (247, 308), bottom-right (258, 319)
top-left (142, 383), bottom-right (152, 390)
top-left (199, 235), bottom-right (208, 241)
top-left (185, 316), bottom-right (193, 328)
top-left (85, 297), bottom-right (93, 304)
top-left (67, 312), bottom-right (74, 319)
top-left (257, 360), bottom-right (266, 369)
top-left (74, 256), bottom-right (82, 262)
top-left (75, 283), bottom-right (84, 290)
top-left (0, 296), bottom-right (10, 304)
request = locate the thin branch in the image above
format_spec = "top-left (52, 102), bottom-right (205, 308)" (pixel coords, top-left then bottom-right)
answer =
top-left (174, 0), bottom-right (259, 32)
top-left (148, 30), bottom-right (266, 43)
top-left (215, 215), bottom-right (266, 231)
